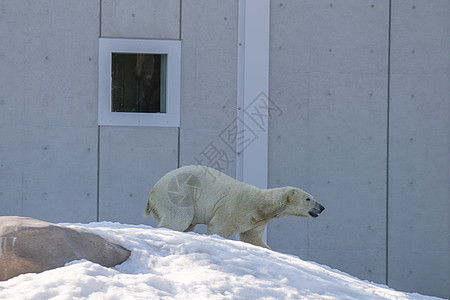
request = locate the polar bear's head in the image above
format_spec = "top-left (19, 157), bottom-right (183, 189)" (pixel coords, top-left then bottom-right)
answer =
top-left (277, 188), bottom-right (325, 219)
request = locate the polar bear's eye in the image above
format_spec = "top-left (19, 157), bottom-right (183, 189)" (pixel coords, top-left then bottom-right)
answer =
top-left (306, 198), bottom-right (311, 201)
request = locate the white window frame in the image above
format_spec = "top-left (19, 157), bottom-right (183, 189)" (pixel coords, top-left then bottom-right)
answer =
top-left (98, 38), bottom-right (181, 127)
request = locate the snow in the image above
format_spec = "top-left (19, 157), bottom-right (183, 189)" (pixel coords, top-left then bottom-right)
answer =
top-left (0, 222), bottom-right (442, 300)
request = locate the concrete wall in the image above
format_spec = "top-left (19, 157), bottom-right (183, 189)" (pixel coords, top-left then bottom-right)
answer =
top-left (267, 0), bottom-right (449, 298)
top-left (388, 1), bottom-right (450, 296)
top-left (180, 0), bottom-right (238, 178)
top-left (0, 0), bottom-right (448, 298)
top-left (268, 0), bottom-right (389, 284)
top-left (0, 0), bottom-right (99, 223)
top-left (98, 0), bottom-right (238, 228)
top-left (98, 0), bottom-right (181, 227)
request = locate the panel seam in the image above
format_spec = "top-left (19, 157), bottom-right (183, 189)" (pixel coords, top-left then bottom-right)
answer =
top-left (236, 0), bottom-right (245, 181)
top-left (97, 126), bottom-right (101, 222)
top-left (179, 0), bottom-right (182, 41)
top-left (386, 0), bottom-right (392, 286)
top-left (177, 127), bottom-right (181, 168)
top-left (97, 0), bottom-right (101, 222)
top-left (99, 0), bottom-right (102, 38)
top-left (178, 0), bottom-right (182, 168)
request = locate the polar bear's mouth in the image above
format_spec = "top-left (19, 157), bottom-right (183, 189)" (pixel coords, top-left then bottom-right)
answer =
top-left (308, 204), bottom-right (325, 218)
top-left (309, 211), bottom-right (319, 218)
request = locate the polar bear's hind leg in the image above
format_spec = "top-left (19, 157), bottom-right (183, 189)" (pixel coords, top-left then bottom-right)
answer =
top-left (157, 217), bottom-right (191, 231)
top-left (184, 224), bottom-right (196, 232)
top-left (156, 205), bottom-right (195, 232)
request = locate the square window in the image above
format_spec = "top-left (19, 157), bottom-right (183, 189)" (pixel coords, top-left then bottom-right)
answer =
top-left (111, 53), bottom-right (166, 113)
top-left (98, 38), bottom-right (180, 127)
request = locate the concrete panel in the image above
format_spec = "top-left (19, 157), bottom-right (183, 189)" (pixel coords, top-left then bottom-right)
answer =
top-left (101, 0), bottom-right (180, 39)
top-left (99, 127), bottom-right (178, 225)
top-left (181, 0), bottom-right (238, 131)
top-left (23, 0), bottom-right (99, 127)
top-left (0, 127), bottom-right (25, 215)
top-left (180, 0), bottom-right (240, 228)
top-left (0, 0), bottom-right (99, 128)
top-left (1, 127), bottom-right (99, 224)
top-left (389, 2), bottom-right (450, 298)
top-left (390, 0), bottom-right (450, 75)
top-left (268, 73), bottom-right (388, 283)
top-left (180, 129), bottom-right (236, 178)
top-left (389, 251), bottom-right (448, 299)
top-left (0, 0), bottom-right (99, 223)
top-left (270, 0), bottom-right (389, 75)
top-left (388, 74), bottom-right (450, 298)
top-left (20, 126), bottom-right (98, 223)
top-left (0, 2), bottom-right (26, 127)
top-left (268, 0), bottom-right (390, 284)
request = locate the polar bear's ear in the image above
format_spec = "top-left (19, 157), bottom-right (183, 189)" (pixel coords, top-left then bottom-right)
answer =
top-left (284, 189), bottom-right (298, 203)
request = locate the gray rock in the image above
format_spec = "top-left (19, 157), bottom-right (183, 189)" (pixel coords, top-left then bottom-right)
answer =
top-left (0, 216), bottom-right (130, 281)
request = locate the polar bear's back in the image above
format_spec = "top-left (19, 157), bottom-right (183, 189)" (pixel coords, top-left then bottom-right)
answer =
top-left (148, 165), bottom-right (243, 208)
top-left (156, 165), bottom-right (238, 189)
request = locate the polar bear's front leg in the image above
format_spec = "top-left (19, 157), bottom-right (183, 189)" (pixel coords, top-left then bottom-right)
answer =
top-left (206, 214), bottom-right (237, 238)
top-left (239, 224), bottom-right (270, 249)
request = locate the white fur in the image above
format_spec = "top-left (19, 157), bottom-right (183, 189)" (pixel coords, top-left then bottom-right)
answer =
top-left (145, 165), bottom-right (324, 248)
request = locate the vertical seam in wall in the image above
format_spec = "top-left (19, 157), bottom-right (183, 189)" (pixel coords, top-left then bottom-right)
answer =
top-left (177, 127), bottom-right (181, 168)
top-left (236, 0), bottom-right (245, 181)
top-left (178, 0), bottom-right (182, 168)
top-left (97, 0), bottom-right (102, 222)
top-left (97, 126), bottom-right (101, 222)
top-left (179, 0), bottom-right (182, 40)
top-left (99, 0), bottom-right (102, 38)
top-left (386, 0), bottom-right (392, 286)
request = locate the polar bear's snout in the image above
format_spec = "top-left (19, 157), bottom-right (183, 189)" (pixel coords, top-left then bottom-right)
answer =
top-left (308, 203), bottom-right (325, 218)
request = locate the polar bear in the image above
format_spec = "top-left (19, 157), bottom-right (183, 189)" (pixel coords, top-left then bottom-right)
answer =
top-left (144, 165), bottom-right (324, 248)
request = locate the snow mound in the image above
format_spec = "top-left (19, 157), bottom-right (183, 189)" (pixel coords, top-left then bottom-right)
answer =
top-left (0, 222), bottom-right (441, 300)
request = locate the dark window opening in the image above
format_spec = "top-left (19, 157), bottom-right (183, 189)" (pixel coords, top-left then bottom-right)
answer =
top-left (111, 53), bottom-right (167, 113)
